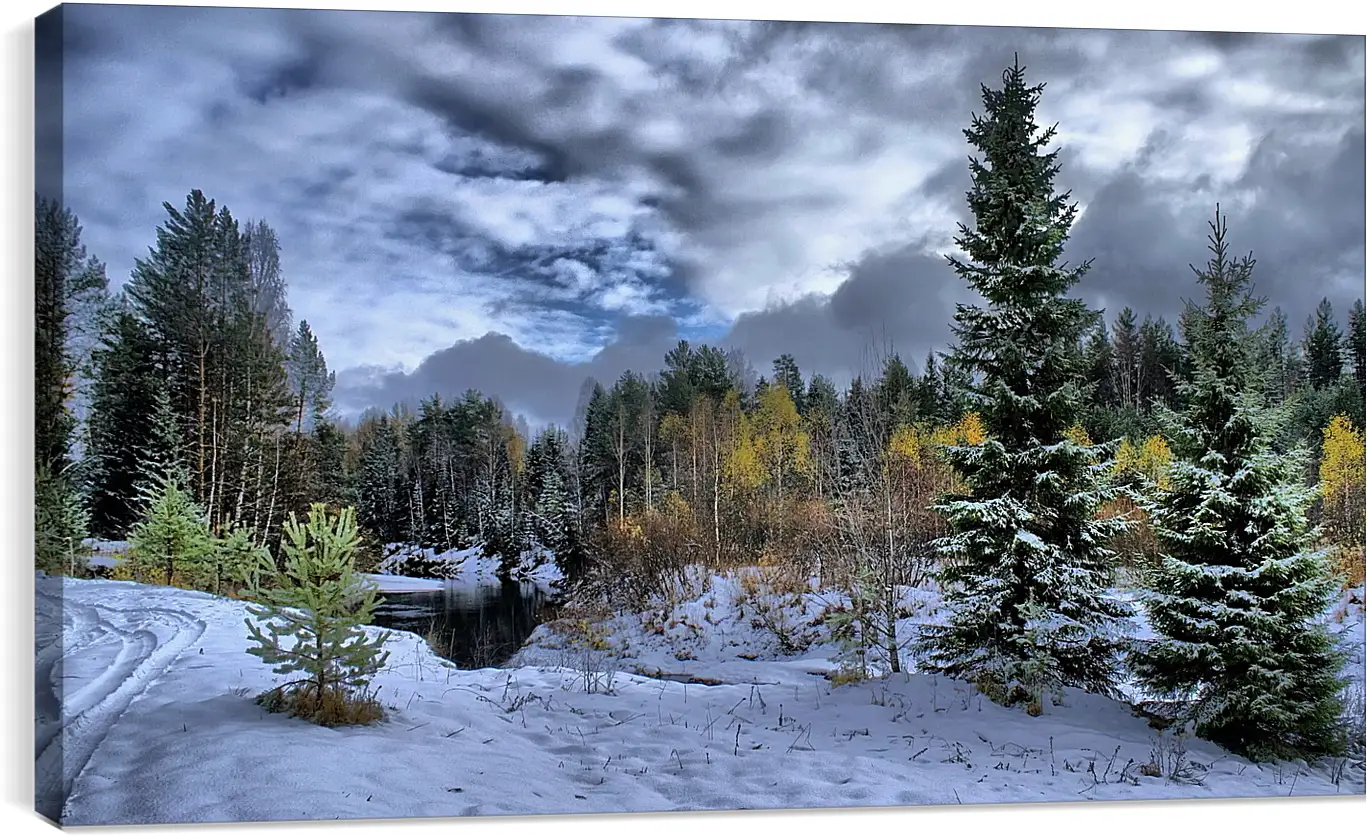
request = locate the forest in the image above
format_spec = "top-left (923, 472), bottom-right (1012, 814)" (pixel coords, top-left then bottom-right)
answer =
top-left (35, 59), bottom-right (1366, 762)
top-left (34, 187), bottom-right (1367, 593)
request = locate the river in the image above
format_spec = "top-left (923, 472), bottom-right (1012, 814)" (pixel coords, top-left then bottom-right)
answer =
top-left (369, 579), bottom-right (555, 669)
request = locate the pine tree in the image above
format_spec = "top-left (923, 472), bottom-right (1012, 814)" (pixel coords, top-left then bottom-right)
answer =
top-left (35, 465), bottom-right (90, 574)
top-left (1347, 299), bottom-right (1365, 394)
top-left (244, 504), bottom-right (390, 725)
top-left (1112, 307), bottom-right (1141, 409)
top-left (916, 58), bottom-right (1130, 705)
top-left (1303, 298), bottom-right (1344, 389)
top-left (286, 320), bottom-right (335, 435)
top-left (1134, 207), bottom-right (1347, 761)
top-left (86, 305), bottom-right (160, 537)
top-left (771, 353), bottom-right (806, 417)
top-left (127, 472), bottom-right (213, 586)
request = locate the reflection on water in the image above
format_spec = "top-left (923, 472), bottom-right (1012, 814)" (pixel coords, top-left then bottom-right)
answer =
top-left (369, 580), bottom-right (553, 669)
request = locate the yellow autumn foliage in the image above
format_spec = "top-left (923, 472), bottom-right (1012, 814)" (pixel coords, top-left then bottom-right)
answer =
top-left (956, 412), bottom-right (987, 445)
top-left (1321, 414), bottom-right (1366, 503)
top-left (753, 385), bottom-right (813, 489)
top-left (1065, 424), bottom-right (1093, 447)
top-left (1138, 435), bottom-right (1174, 490)
top-left (1320, 414), bottom-right (1365, 550)
top-left (724, 413), bottom-right (764, 492)
top-left (1111, 434), bottom-right (1173, 490)
top-left (1113, 437), bottom-right (1141, 474)
top-left (888, 423), bottom-right (926, 464)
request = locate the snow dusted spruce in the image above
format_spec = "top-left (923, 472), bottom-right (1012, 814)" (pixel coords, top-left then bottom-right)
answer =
top-left (1133, 208), bottom-right (1348, 761)
top-left (916, 57), bottom-right (1129, 704)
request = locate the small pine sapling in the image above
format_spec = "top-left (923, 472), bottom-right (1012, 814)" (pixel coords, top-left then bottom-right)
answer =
top-left (127, 472), bottom-right (213, 586)
top-left (210, 524), bottom-right (276, 596)
top-left (244, 504), bottom-right (391, 725)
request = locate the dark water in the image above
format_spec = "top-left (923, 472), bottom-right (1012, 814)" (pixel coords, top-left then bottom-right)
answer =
top-left (369, 580), bottom-right (555, 669)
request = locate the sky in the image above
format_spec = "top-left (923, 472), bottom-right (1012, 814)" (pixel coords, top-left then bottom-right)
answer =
top-left (43, 4), bottom-right (1366, 428)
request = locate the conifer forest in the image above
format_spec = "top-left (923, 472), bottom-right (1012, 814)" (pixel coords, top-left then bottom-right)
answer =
top-left (33, 8), bottom-right (1367, 826)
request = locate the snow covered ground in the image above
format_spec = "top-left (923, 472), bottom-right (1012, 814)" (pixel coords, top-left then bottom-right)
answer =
top-left (34, 569), bottom-right (1365, 826)
top-left (361, 573), bottom-right (449, 593)
top-left (377, 543), bottom-right (565, 585)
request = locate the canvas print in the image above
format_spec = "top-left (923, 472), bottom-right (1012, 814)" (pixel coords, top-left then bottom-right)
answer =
top-left (33, 3), bottom-right (1367, 827)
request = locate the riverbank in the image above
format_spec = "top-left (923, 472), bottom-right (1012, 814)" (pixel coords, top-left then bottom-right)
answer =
top-left (36, 571), bottom-right (1365, 825)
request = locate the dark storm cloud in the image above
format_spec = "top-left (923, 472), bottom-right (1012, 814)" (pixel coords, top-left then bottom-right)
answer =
top-left (336, 315), bottom-right (685, 427)
top-left (340, 241), bottom-right (964, 427)
top-left (1067, 125), bottom-right (1366, 329)
top-left (55, 7), bottom-right (1364, 427)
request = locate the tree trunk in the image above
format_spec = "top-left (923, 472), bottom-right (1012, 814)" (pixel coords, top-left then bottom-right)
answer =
top-left (711, 420), bottom-right (721, 565)
top-left (616, 420), bottom-right (626, 522)
top-left (207, 398), bottom-right (219, 531)
top-left (198, 340), bottom-right (208, 504)
top-left (263, 432), bottom-right (282, 548)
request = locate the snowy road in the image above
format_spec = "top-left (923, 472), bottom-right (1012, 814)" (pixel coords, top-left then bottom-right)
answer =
top-left (35, 580), bottom-right (209, 820)
top-left (33, 573), bottom-right (1366, 826)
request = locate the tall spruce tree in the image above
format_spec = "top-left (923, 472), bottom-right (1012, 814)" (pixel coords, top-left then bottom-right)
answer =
top-left (772, 353), bottom-right (806, 417)
top-left (36, 197), bottom-right (94, 473)
top-left (916, 58), bottom-right (1129, 704)
top-left (1346, 298), bottom-right (1364, 394)
top-left (286, 320), bottom-right (335, 435)
top-left (356, 414), bottom-right (403, 543)
top-left (87, 305), bottom-right (164, 536)
top-left (1137, 316), bottom-right (1180, 409)
top-left (1083, 319), bottom-right (1116, 408)
top-left (916, 351), bottom-right (942, 420)
top-left (36, 197), bottom-right (107, 567)
top-left (1134, 208), bottom-right (1347, 761)
top-left (1303, 298), bottom-right (1344, 390)
top-left (1255, 306), bottom-right (1296, 403)
top-left (123, 189), bottom-right (293, 536)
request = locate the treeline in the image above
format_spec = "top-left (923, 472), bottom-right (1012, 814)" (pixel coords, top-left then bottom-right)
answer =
top-left (1081, 296), bottom-right (1365, 448)
top-left (340, 282), bottom-right (1364, 600)
top-left (349, 394), bottom-right (580, 575)
top-left (35, 189), bottom-right (1366, 592)
top-left (35, 190), bottom-right (344, 572)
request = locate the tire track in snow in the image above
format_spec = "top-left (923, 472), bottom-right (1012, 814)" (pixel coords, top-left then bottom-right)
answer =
top-left (34, 587), bottom-right (132, 754)
top-left (35, 589), bottom-right (207, 823)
